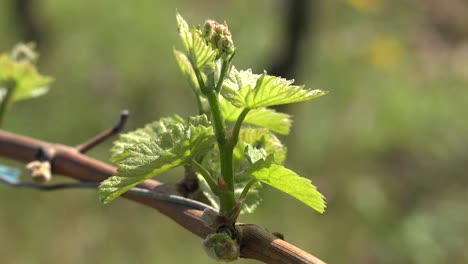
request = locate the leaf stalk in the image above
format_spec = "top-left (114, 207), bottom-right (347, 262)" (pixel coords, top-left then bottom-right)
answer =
top-left (191, 159), bottom-right (219, 195)
top-left (230, 108), bottom-right (250, 149)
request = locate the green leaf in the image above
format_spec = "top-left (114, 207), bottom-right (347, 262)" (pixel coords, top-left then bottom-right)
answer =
top-left (222, 67), bottom-right (259, 103)
top-left (222, 67), bottom-right (326, 109)
top-left (220, 98), bottom-right (292, 135)
top-left (176, 12), bottom-right (191, 51)
top-left (244, 144), bottom-right (266, 164)
top-left (0, 48), bottom-right (52, 104)
top-left (110, 115), bottom-right (185, 163)
top-left (243, 108), bottom-right (292, 135)
top-left (173, 48), bottom-right (200, 94)
top-left (100, 115), bottom-right (216, 204)
top-left (176, 12), bottom-right (216, 70)
top-left (242, 156), bottom-right (326, 213)
top-left (233, 128), bottom-right (287, 165)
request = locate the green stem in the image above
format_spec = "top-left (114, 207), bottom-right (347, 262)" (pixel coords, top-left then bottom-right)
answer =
top-left (186, 70), bottom-right (205, 115)
top-left (193, 66), bottom-right (209, 93)
top-left (216, 51), bottom-right (235, 91)
top-left (0, 80), bottom-right (16, 128)
top-left (225, 178), bottom-right (258, 222)
top-left (215, 60), bottom-right (229, 93)
top-left (206, 90), bottom-right (236, 214)
top-left (191, 159), bottom-right (219, 195)
top-left (205, 91), bottom-right (232, 186)
top-left (194, 93), bottom-right (205, 116)
top-left (230, 108), bottom-right (250, 149)
top-left (192, 65), bottom-right (236, 216)
top-left (214, 51), bottom-right (234, 93)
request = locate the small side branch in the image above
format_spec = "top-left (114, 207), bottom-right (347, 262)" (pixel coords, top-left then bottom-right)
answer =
top-left (76, 110), bottom-right (129, 153)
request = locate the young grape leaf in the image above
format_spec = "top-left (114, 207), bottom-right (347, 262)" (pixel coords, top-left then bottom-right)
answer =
top-left (176, 12), bottom-right (191, 51)
top-left (244, 144), bottom-right (266, 164)
top-left (242, 155), bottom-right (326, 213)
top-left (176, 12), bottom-right (216, 71)
top-left (111, 115), bottom-right (185, 163)
top-left (222, 67), bottom-right (326, 109)
top-left (99, 115), bottom-right (216, 204)
top-left (222, 67), bottom-right (260, 94)
top-left (173, 48), bottom-right (200, 95)
top-left (220, 98), bottom-right (292, 135)
top-left (233, 128), bottom-right (287, 166)
top-left (0, 45), bottom-right (52, 104)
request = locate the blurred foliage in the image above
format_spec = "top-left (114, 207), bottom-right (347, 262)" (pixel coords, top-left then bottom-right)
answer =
top-left (1, 0), bottom-right (468, 263)
top-left (0, 43), bottom-right (52, 127)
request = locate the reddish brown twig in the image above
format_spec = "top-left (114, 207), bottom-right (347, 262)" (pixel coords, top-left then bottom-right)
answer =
top-left (0, 129), bottom-right (326, 264)
top-left (76, 110), bottom-right (129, 153)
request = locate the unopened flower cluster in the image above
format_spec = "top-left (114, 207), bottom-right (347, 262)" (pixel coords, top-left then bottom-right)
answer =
top-left (202, 20), bottom-right (235, 58)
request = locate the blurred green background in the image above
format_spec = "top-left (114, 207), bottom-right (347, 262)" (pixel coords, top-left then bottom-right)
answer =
top-left (1, 0), bottom-right (468, 263)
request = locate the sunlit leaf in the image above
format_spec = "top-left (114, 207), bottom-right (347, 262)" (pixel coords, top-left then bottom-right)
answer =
top-left (173, 48), bottom-right (200, 94)
top-left (242, 156), bottom-right (326, 213)
top-left (176, 12), bottom-right (191, 51)
top-left (111, 115), bottom-right (184, 163)
top-left (99, 115), bottom-right (216, 204)
top-left (176, 12), bottom-right (216, 70)
top-left (222, 67), bottom-right (326, 109)
top-left (221, 98), bottom-right (292, 135)
top-left (221, 67), bottom-right (259, 103)
top-left (0, 44), bottom-right (52, 105)
top-left (233, 128), bottom-right (287, 165)
top-left (244, 144), bottom-right (266, 164)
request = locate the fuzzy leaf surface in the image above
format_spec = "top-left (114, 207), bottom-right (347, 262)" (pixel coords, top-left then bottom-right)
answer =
top-left (100, 115), bottom-right (216, 204)
top-left (111, 116), bottom-right (184, 163)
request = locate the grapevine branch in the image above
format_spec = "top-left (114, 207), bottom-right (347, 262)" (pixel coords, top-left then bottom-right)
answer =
top-left (0, 129), bottom-right (326, 264)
